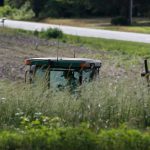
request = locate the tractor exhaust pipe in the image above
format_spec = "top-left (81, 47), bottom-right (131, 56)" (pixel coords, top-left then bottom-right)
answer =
top-left (141, 59), bottom-right (150, 86)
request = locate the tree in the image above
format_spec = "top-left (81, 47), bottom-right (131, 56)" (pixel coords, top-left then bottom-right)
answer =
top-left (5, 0), bottom-right (150, 19)
top-left (7, 0), bottom-right (26, 8)
top-left (0, 0), bottom-right (4, 6)
top-left (29, 0), bottom-right (46, 18)
top-left (129, 0), bottom-right (133, 25)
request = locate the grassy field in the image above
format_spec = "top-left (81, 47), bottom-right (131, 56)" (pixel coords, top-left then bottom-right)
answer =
top-left (42, 17), bottom-right (150, 34)
top-left (0, 27), bottom-right (150, 130)
top-left (0, 26), bottom-right (150, 148)
top-left (65, 35), bottom-right (150, 56)
top-left (100, 26), bottom-right (150, 34)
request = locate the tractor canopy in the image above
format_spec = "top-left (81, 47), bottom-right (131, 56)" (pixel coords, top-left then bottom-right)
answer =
top-left (25, 57), bottom-right (101, 68)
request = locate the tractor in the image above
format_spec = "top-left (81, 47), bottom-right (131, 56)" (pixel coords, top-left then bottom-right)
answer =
top-left (24, 57), bottom-right (101, 90)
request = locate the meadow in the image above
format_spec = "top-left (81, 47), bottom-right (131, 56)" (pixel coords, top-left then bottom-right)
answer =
top-left (0, 27), bottom-right (150, 149)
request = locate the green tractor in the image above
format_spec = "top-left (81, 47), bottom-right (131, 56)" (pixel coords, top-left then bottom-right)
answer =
top-left (24, 57), bottom-right (101, 90)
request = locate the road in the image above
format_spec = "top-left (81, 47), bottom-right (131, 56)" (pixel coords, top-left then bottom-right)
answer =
top-left (1, 19), bottom-right (150, 44)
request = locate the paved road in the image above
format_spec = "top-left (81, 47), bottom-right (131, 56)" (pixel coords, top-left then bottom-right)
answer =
top-left (1, 19), bottom-right (150, 43)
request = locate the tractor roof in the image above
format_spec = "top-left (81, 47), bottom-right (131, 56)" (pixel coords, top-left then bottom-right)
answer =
top-left (25, 57), bottom-right (101, 68)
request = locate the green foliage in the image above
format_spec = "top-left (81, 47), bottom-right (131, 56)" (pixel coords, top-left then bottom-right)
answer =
top-left (0, 27), bottom-right (63, 39)
top-left (19, 113), bottom-right (63, 129)
top-left (12, 1), bottom-right (34, 20)
top-left (0, 27), bottom-right (150, 131)
top-left (0, 3), bottom-right (34, 20)
top-left (40, 28), bottom-right (63, 39)
top-left (4, 0), bottom-right (150, 19)
top-left (56, 127), bottom-right (98, 150)
top-left (0, 127), bottom-right (149, 150)
top-left (33, 30), bottom-right (39, 36)
top-left (0, 5), bottom-right (15, 17)
top-left (30, 0), bottom-right (47, 18)
top-left (98, 128), bottom-right (150, 150)
top-left (0, 25), bottom-right (150, 150)
top-left (65, 35), bottom-right (150, 57)
top-left (0, 74), bottom-right (150, 130)
top-left (111, 17), bottom-right (129, 25)
top-left (6, 0), bottom-right (25, 8)
top-left (1, 27), bottom-right (150, 56)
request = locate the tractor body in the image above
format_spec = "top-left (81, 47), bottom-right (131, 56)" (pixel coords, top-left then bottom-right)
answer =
top-left (24, 57), bottom-right (101, 89)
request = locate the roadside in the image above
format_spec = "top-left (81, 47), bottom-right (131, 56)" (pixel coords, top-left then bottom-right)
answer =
top-left (2, 19), bottom-right (150, 43)
top-left (42, 18), bottom-right (150, 34)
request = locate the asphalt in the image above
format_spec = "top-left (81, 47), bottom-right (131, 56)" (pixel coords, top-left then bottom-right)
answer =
top-left (1, 19), bottom-right (150, 44)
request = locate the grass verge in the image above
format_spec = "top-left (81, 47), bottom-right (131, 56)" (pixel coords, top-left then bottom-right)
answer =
top-left (64, 35), bottom-right (150, 57)
top-left (100, 26), bottom-right (150, 34)
top-left (1, 27), bottom-right (150, 57)
top-left (42, 18), bottom-right (150, 34)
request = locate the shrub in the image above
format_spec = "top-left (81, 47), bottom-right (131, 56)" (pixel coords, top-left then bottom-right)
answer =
top-left (98, 129), bottom-right (147, 150)
top-left (0, 5), bottom-right (15, 18)
top-left (0, 128), bottom-right (149, 150)
top-left (33, 30), bottom-right (39, 37)
top-left (11, 2), bottom-right (34, 20)
top-left (58, 127), bottom-right (98, 150)
top-left (0, 3), bottom-right (34, 20)
top-left (40, 28), bottom-right (63, 39)
top-left (111, 16), bottom-right (129, 25)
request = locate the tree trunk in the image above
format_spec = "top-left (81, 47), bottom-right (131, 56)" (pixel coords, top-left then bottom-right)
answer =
top-left (129, 0), bottom-right (133, 25)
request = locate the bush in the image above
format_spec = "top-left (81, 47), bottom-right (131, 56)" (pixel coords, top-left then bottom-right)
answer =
top-left (33, 30), bottom-right (39, 37)
top-left (111, 16), bottom-right (129, 25)
top-left (98, 129), bottom-right (150, 150)
top-left (0, 127), bottom-right (149, 150)
top-left (0, 3), bottom-right (34, 20)
top-left (40, 28), bottom-right (63, 39)
top-left (11, 1), bottom-right (34, 20)
top-left (0, 5), bottom-right (15, 18)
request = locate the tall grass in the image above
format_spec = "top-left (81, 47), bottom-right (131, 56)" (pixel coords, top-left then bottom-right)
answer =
top-left (0, 74), bottom-right (149, 130)
top-left (0, 26), bottom-right (150, 130)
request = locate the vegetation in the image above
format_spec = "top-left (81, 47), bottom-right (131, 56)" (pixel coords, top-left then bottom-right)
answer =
top-left (111, 17), bottom-right (129, 26)
top-left (17, 27), bottom-right (150, 57)
top-left (0, 0), bottom-right (150, 148)
top-left (0, 75), bottom-right (150, 130)
top-left (42, 18), bottom-right (150, 34)
top-left (100, 26), bottom-right (150, 34)
top-left (40, 28), bottom-right (63, 39)
top-left (0, 27), bottom-right (150, 149)
top-left (1, 27), bottom-right (150, 56)
top-left (65, 35), bottom-right (150, 57)
top-left (4, 0), bottom-right (150, 20)
top-left (0, 127), bottom-right (150, 150)
top-left (0, 3), bottom-right (34, 20)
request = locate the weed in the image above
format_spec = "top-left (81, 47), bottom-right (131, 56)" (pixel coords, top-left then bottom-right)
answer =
top-left (40, 28), bottom-right (63, 39)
